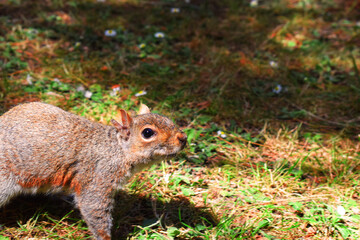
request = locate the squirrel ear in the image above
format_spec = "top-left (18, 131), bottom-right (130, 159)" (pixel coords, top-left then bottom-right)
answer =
top-left (138, 104), bottom-right (150, 115)
top-left (112, 109), bottom-right (133, 140)
top-left (118, 109), bottom-right (133, 127)
top-left (111, 119), bottom-right (124, 132)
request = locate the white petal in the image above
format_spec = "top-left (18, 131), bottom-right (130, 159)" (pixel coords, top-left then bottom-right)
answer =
top-left (154, 32), bottom-right (165, 38)
top-left (135, 90), bottom-right (147, 97)
top-left (26, 74), bottom-right (33, 85)
top-left (163, 174), bottom-right (170, 184)
top-left (84, 91), bottom-right (93, 98)
top-left (269, 61), bottom-right (278, 68)
top-left (273, 84), bottom-right (282, 94)
top-left (76, 85), bottom-right (85, 92)
top-left (112, 87), bottom-right (120, 92)
top-left (250, 0), bottom-right (258, 7)
top-left (104, 30), bottom-right (117, 37)
top-left (171, 8), bottom-right (180, 13)
top-left (337, 205), bottom-right (346, 216)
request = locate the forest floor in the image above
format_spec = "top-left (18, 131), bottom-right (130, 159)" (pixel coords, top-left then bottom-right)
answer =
top-left (0, 0), bottom-right (360, 239)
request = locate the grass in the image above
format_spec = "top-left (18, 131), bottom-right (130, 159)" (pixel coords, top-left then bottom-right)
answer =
top-left (1, 0), bottom-right (360, 239)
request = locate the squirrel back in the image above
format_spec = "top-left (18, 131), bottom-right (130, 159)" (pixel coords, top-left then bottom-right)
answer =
top-left (0, 102), bottom-right (120, 193)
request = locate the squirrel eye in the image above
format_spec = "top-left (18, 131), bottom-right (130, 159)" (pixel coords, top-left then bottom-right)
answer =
top-left (142, 128), bottom-right (155, 139)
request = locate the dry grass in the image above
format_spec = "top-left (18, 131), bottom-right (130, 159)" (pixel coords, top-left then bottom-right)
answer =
top-left (0, 0), bottom-right (360, 239)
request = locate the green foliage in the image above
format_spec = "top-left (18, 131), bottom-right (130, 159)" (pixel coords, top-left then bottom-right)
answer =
top-left (1, 0), bottom-right (360, 239)
top-left (0, 42), bottom-right (28, 71)
top-left (184, 123), bottom-right (230, 164)
top-left (167, 226), bottom-right (180, 238)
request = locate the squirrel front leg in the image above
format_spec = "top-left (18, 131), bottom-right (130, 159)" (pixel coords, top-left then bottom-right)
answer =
top-left (75, 188), bottom-right (114, 240)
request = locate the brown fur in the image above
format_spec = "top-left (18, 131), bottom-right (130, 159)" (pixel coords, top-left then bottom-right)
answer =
top-left (0, 102), bottom-right (186, 239)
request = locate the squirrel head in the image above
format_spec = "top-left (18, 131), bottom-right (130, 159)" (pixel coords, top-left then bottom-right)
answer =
top-left (111, 104), bottom-right (187, 162)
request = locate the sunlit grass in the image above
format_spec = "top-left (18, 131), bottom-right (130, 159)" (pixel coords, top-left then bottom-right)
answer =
top-left (0, 0), bottom-right (360, 239)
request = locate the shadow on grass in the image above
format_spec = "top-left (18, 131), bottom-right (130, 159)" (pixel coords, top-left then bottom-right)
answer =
top-left (113, 190), bottom-right (217, 239)
top-left (0, 190), bottom-right (217, 239)
top-left (1, 0), bottom-right (359, 136)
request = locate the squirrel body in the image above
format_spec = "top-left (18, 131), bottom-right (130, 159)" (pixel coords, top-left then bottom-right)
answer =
top-left (0, 102), bottom-right (187, 240)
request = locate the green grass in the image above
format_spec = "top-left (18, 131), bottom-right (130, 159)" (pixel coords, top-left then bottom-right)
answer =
top-left (1, 0), bottom-right (360, 239)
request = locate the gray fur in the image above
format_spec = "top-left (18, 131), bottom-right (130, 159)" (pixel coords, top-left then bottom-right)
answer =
top-left (0, 102), bottom-right (186, 240)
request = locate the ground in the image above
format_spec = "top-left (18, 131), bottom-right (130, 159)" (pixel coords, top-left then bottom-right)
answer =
top-left (0, 0), bottom-right (360, 239)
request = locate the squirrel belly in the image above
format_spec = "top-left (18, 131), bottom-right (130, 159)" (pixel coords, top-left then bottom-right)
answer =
top-left (0, 102), bottom-right (187, 240)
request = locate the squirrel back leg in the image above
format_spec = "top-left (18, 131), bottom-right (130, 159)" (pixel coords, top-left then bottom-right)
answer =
top-left (75, 190), bottom-right (113, 240)
top-left (0, 170), bottom-right (21, 207)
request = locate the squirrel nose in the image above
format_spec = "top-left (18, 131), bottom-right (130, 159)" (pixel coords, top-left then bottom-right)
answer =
top-left (177, 132), bottom-right (187, 148)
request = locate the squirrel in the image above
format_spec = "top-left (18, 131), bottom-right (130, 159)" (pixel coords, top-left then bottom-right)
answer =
top-left (0, 102), bottom-right (187, 240)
